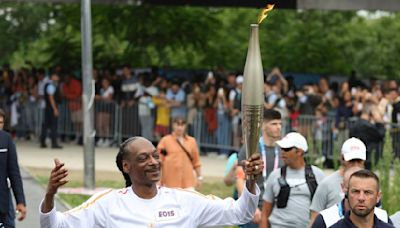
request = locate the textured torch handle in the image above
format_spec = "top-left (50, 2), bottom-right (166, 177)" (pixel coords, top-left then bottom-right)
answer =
top-left (242, 104), bottom-right (263, 180)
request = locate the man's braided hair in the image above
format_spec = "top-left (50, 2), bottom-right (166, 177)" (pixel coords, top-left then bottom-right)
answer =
top-left (116, 137), bottom-right (141, 187)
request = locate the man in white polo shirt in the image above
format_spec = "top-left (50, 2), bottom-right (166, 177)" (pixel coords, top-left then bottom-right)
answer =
top-left (309, 137), bottom-right (366, 226)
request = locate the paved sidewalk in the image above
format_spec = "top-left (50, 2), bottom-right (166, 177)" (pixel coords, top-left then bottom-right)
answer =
top-left (16, 169), bottom-right (68, 228)
top-left (16, 140), bottom-right (228, 178)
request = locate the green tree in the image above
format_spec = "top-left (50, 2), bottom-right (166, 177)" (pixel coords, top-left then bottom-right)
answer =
top-left (2, 3), bottom-right (400, 79)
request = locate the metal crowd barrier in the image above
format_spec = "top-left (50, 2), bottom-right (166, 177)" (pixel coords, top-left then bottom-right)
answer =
top-left (8, 99), bottom-right (400, 162)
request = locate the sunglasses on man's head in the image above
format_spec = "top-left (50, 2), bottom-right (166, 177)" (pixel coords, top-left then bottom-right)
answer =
top-left (281, 147), bottom-right (295, 152)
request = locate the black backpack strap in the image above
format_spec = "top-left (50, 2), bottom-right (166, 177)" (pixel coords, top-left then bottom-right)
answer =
top-left (281, 165), bottom-right (287, 179)
top-left (305, 164), bottom-right (318, 200)
top-left (277, 166), bottom-right (290, 208)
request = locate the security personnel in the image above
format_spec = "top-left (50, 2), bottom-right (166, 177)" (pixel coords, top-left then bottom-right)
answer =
top-left (0, 128), bottom-right (26, 227)
top-left (313, 169), bottom-right (393, 228)
top-left (40, 73), bottom-right (62, 149)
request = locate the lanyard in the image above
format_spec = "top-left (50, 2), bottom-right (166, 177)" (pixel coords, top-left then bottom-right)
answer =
top-left (338, 200), bottom-right (345, 218)
top-left (259, 136), bottom-right (280, 181)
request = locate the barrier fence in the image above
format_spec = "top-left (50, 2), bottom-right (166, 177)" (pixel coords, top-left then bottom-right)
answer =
top-left (2, 99), bottom-right (400, 164)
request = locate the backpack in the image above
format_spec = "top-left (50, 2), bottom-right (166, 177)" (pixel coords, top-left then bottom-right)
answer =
top-left (276, 164), bottom-right (318, 208)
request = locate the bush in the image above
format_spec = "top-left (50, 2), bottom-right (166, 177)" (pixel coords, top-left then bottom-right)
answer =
top-left (375, 132), bottom-right (400, 214)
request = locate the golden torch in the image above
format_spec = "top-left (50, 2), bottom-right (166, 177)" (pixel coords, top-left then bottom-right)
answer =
top-left (242, 5), bottom-right (274, 178)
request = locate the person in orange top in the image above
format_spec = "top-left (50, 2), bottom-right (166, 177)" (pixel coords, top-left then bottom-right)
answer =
top-left (157, 117), bottom-right (202, 190)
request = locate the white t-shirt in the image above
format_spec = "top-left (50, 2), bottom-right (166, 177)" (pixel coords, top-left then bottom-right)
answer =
top-left (310, 170), bottom-right (343, 213)
top-left (100, 86), bottom-right (114, 98)
top-left (40, 185), bottom-right (259, 228)
top-left (263, 165), bottom-right (325, 228)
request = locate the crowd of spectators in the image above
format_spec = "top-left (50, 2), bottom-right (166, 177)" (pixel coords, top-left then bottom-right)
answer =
top-left (1, 63), bottom-right (400, 160)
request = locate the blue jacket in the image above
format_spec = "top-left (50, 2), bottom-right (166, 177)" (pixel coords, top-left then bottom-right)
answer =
top-left (331, 211), bottom-right (394, 228)
top-left (0, 130), bottom-right (25, 214)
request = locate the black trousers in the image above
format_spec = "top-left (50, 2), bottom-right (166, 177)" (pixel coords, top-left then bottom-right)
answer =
top-left (0, 212), bottom-right (14, 228)
top-left (0, 213), bottom-right (5, 228)
top-left (40, 109), bottom-right (59, 146)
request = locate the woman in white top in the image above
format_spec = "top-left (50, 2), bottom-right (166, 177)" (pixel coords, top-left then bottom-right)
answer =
top-left (95, 77), bottom-right (114, 147)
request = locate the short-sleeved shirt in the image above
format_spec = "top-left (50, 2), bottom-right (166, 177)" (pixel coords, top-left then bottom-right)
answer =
top-left (157, 134), bottom-right (201, 189)
top-left (263, 165), bottom-right (325, 228)
top-left (310, 170), bottom-right (343, 213)
top-left (166, 89), bottom-right (186, 118)
top-left (46, 83), bottom-right (56, 95)
top-left (100, 86), bottom-right (114, 98)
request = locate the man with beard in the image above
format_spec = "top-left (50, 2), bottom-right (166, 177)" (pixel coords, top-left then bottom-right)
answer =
top-left (309, 137), bottom-right (366, 226)
top-left (39, 137), bottom-right (263, 227)
top-left (311, 167), bottom-right (392, 227)
top-left (330, 170), bottom-right (394, 228)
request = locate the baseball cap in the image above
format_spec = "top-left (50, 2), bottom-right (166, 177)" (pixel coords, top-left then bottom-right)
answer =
top-left (276, 132), bottom-right (308, 152)
top-left (341, 137), bottom-right (366, 161)
top-left (236, 75), bottom-right (244, 84)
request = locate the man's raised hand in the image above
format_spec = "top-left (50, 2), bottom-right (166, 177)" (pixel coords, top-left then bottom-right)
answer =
top-left (41, 159), bottom-right (69, 213)
top-left (46, 159), bottom-right (68, 195)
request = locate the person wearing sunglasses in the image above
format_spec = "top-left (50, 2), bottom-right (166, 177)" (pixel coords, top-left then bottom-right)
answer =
top-left (260, 132), bottom-right (325, 228)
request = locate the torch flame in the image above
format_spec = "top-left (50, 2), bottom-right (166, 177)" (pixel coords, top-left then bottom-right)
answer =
top-left (258, 4), bottom-right (275, 24)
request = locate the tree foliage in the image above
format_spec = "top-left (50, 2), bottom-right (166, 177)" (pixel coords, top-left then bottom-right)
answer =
top-left (1, 3), bottom-right (400, 78)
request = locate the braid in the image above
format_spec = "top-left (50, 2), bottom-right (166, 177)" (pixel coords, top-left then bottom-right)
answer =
top-left (116, 137), bottom-right (141, 187)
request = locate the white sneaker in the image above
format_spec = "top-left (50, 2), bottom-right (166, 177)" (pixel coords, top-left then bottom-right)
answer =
top-left (96, 139), bottom-right (104, 147)
top-left (103, 139), bottom-right (111, 147)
